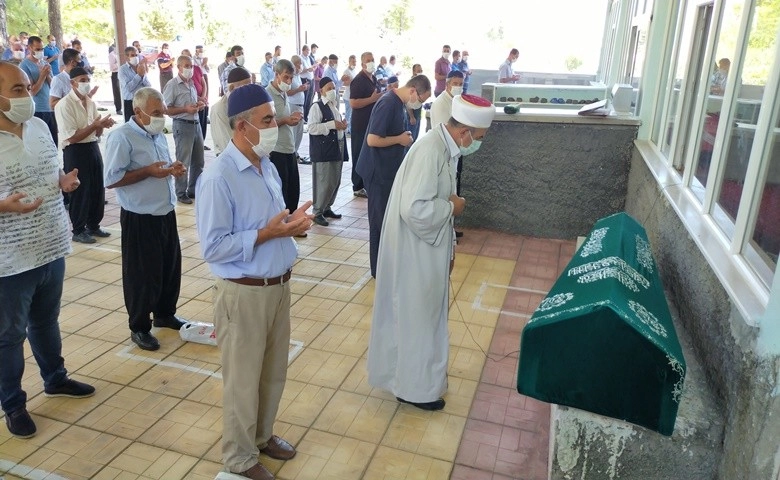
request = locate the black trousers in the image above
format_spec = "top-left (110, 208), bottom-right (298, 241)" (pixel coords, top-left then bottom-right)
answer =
top-left (198, 105), bottom-right (209, 139)
top-left (34, 111), bottom-right (57, 147)
top-left (269, 151), bottom-right (301, 213)
top-left (366, 180), bottom-right (393, 278)
top-left (456, 156), bottom-right (463, 196)
top-left (350, 125), bottom-right (367, 191)
top-left (302, 79), bottom-right (313, 122)
top-left (123, 100), bottom-right (133, 122)
top-left (120, 209), bottom-right (181, 333)
top-left (63, 142), bottom-right (105, 234)
top-left (111, 72), bottom-right (122, 113)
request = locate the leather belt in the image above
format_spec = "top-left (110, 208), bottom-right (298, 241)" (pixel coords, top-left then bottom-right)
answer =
top-left (226, 269), bottom-right (292, 287)
top-left (174, 118), bottom-right (199, 124)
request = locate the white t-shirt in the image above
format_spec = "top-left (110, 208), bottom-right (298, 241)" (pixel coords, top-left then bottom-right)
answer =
top-left (300, 54), bottom-right (314, 81)
top-left (0, 117), bottom-right (71, 277)
top-left (289, 73), bottom-right (305, 105)
top-left (342, 67), bottom-right (357, 99)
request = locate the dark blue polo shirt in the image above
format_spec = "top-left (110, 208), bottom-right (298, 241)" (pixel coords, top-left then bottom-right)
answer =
top-left (356, 91), bottom-right (407, 186)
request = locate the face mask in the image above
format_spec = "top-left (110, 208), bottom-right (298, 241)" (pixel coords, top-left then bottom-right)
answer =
top-left (450, 86), bottom-right (463, 97)
top-left (235, 55), bottom-right (245, 66)
top-left (0, 95), bottom-right (35, 123)
top-left (22, 39), bottom-right (28, 46)
top-left (77, 82), bottom-right (91, 96)
top-left (365, 62), bottom-right (375, 74)
top-left (181, 67), bottom-right (194, 79)
top-left (49, 41), bottom-right (57, 48)
top-left (442, 52), bottom-right (450, 59)
top-left (129, 56), bottom-right (139, 66)
top-left (277, 80), bottom-right (291, 93)
top-left (162, 48), bottom-right (169, 55)
top-left (407, 99), bottom-right (422, 110)
top-left (463, 56), bottom-right (469, 62)
top-left (13, 51), bottom-right (24, 60)
top-left (141, 111), bottom-right (166, 135)
top-left (33, 51), bottom-right (44, 60)
top-left (459, 132), bottom-right (482, 156)
top-left (245, 123), bottom-right (278, 158)
top-left (324, 90), bottom-right (337, 104)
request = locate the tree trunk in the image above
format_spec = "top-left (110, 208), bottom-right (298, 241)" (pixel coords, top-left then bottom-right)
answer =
top-left (48, 0), bottom-right (63, 44)
top-left (0, 0), bottom-right (8, 48)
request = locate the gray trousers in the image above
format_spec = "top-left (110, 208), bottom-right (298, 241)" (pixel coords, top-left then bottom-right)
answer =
top-left (291, 104), bottom-right (304, 155)
top-left (312, 160), bottom-right (343, 215)
top-left (172, 119), bottom-right (205, 197)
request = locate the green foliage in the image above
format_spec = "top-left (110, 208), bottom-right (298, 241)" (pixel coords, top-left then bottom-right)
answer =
top-left (487, 24), bottom-right (504, 42)
top-left (748, 0), bottom-right (780, 50)
top-left (141, 3), bottom-right (180, 42)
top-left (6, 0), bottom-right (47, 37)
top-left (381, 0), bottom-right (414, 37)
top-left (565, 55), bottom-right (583, 72)
top-left (62, 0), bottom-right (113, 44)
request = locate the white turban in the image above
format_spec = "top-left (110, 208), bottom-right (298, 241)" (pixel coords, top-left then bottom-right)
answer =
top-left (452, 94), bottom-right (496, 128)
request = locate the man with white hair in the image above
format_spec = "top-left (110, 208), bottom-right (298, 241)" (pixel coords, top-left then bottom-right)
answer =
top-left (367, 94), bottom-right (496, 411)
top-left (104, 87), bottom-right (188, 352)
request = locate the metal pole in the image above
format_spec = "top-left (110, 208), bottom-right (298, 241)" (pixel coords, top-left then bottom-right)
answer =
top-left (294, 0), bottom-right (301, 53)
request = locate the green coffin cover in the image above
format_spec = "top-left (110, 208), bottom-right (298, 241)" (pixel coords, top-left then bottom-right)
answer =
top-left (517, 212), bottom-right (686, 436)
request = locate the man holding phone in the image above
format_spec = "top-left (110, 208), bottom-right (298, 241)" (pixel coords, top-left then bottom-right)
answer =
top-left (104, 87), bottom-right (188, 351)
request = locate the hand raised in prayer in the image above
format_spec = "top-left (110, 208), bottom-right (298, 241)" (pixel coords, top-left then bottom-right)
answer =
top-left (170, 161), bottom-right (187, 178)
top-left (185, 104), bottom-right (200, 114)
top-left (0, 192), bottom-right (43, 214)
top-left (59, 168), bottom-right (80, 192)
top-left (449, 194), bottom-right (466, 216)
top-left (145, 161), bottom-right (175, 178)
top-left (289, 200), bottom-right (314, 223)
top-left (335, 120), bottom-right (348, 130)
top-left (398, 131), bottom-right (413, 147)
top-left (259, 202), bottom-right (314, 243)
top-left (88, 85), bottom-right (99, 98)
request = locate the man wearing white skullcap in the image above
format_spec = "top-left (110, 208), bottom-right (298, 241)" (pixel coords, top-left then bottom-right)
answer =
top-left (367, 94), bottom-right (495, 411)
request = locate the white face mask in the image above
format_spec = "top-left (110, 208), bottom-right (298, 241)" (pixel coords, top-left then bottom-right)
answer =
top-left (235, 55), bottom-right (245, 66)
top-left (162, 48), bottom-right (169, 55)
top-left (181, 67), bottom-right (194, 79)
top-left (442, 52), bottom-right (450, 59)
top-left (463, 56), bottom-right (469, 62)
top-left (450, 86), bottom-right (463, 97)
top-left (49, 41), bottom-right (57, 48)
top-left (77, 82), bottom-right (91, 96)
top-left (22, 39), bottom-right (28, 46)
top-left (0, 95), bottom-right (35, 123)
top-left (324, 89), bottom-right (337, 104)
top-left (33, 50), bottom-right (44, 60)
top-left (245, 123), bottom-right (278, 158)
top-left (277, 80), bottom-right (291, 93)
top-left (141, 111), bottom-right (166, 135)
top-left (128, 56), bottom-right (139, 66)
top-left (365, 62), bottom-right (376, 74)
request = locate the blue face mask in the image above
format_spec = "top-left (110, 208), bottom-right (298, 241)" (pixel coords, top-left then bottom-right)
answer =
top-left (459, 131), bottom-right (482, 156)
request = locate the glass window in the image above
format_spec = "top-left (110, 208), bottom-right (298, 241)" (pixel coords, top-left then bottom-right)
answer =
top-left (689, 0), bottom-right (745, 197)
top-left (714, 6), bottom-right (780, 243)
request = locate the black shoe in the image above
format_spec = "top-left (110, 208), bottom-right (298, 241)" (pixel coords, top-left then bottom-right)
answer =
top-left (455, 230), bottom-right (464, 238)
top-left (186, 192), bottom-right (195, 199)
top-left (396, 396), bottom-right (446, 411)
top-left (44, 378), bottom-right (95, 398)
top-left (117, 110), bottom-right (123, 115)
top-left (177, 195), bottom-right (193, 205)
top-left (153, 316), bottom-right (187, 330)
top-left (131, 331), bottom-right (160, 351)
top-left (72, 231), bottom-right (96, 244)
top-left (313, 214), bottom-right (329, 226)
top-left (87, 228), bottom-right (111, 238)
top-left (323, 209), bottom-right (342, 219)
top-left (204, 145), bottom-right (211, 151)
top-left (353, 188), bottom-right (367, 198)
top-left (4, 408), bottom-right (36, 438)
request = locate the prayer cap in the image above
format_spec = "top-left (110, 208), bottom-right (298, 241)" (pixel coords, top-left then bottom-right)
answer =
top-left (319, 76), bottom-right (333, 89)
top-left (227, 66), bottom-right (251, 84)
top-left (228, 84), bottom-right (272, 117)
top-left (388, 76), bottom-right (398, 84)
top-left (447, 70), bottom-right (464, 79)
top-left (452, 94), bottom-right (495, 129)
top-left (69, 67), bottom-right (89, 79)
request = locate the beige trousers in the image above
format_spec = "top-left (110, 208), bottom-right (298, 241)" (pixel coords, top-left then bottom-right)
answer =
top-left (213, 278), bottom-right (291, 473)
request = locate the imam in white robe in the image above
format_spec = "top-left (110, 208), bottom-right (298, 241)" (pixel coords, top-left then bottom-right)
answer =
top-left (367, 123), bottom-right (460, 403)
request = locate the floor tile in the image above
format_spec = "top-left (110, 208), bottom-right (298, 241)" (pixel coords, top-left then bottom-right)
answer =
top-left (276, 429), bottom-right (376, 480)
top-left (364, 445), bottom-right (452, 480)
top-left (313, 390), bottom-right (397, 444)
top-left (381, 408), bottom-right (466, 462)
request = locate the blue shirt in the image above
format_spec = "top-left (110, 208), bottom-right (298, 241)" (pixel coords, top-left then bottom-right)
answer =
top-left (50, 71), bottom-right (70, 100)
top-left (119, 62), bottom-right (151, 100)
top-left (163, 75), bottom-right (198, 120)
top-left (44, 45), bottom-right (60, 75)
top-left (324, 65), bottom-right (341, 90)
top-left (220, 63), bottom-right (238, 97)
top-left (195, 140), bottom-right (298, 279)
top-left (19, 59), bottom-right (51, 113)
top-left (452, 60), bottom-right (470, 91)
top-left (104, 119), bottom-right (176, 216)
top-left (355, 91), bottom-right (407, 185)
top-left (260, 62), bottom-right (274, 87)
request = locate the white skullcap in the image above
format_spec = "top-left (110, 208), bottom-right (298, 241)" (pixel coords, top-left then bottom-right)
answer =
top-left (451, 94), bottom-right (495, 128)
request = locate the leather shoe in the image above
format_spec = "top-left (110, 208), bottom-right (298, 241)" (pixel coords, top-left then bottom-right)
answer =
top-left (87, 228), bottom-right (111, 238)
top-left (259, 435), bottom-right (296, 460)
top-left (4, 408), bottom-right (36, 438)
top-left (396, 396), bottom-right (446, 411)
top-left (131, 331), bottom-right (160, 351)
top-left (177, 195), bottom-right (193, 204)
top-left (153, 316), bottom-right (187, 330)
top-left (313, 214), bottom-right (329, 226)
top-left (323, 209), bottom-right (342, 219)
top-left (294, 233), bottom-right (308, 238)
top-left (72, 232), bottom-right (96, 244)
top-left (237, 462), bottom-right (274, 480)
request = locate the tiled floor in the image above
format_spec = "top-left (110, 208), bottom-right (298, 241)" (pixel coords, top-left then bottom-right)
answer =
top-left (0, 125), bottom-right (575, 480)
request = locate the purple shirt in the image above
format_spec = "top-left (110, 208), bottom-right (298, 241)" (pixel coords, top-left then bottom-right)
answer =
top-left (434, 57), bottom-right (451, 95)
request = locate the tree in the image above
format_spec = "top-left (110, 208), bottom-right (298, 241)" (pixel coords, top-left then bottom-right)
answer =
top-left (141, 5), bottom-right (179, 42)
top-left (565, 55), bottom-right (583, 72)
top-left (48, 0), bottom-right (62, 42)
top-left (1, 0), bottom-right (7, 46)
top-left (381, 0), bottom-right (413, 37)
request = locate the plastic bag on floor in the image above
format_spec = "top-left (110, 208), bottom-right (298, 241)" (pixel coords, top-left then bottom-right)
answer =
top-left (179, 321), bottom-right (217, 346)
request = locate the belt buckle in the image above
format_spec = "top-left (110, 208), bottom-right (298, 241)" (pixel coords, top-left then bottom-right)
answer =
top-left (261, 277), bottom-right (269, 286)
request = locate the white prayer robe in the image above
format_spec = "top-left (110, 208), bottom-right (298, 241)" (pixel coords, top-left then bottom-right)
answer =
top-left (367, 124), bottom-right (459, 403)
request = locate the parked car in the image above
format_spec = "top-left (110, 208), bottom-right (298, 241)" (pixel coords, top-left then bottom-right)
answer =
top-left (140, 45), bottom-right (159, 68)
